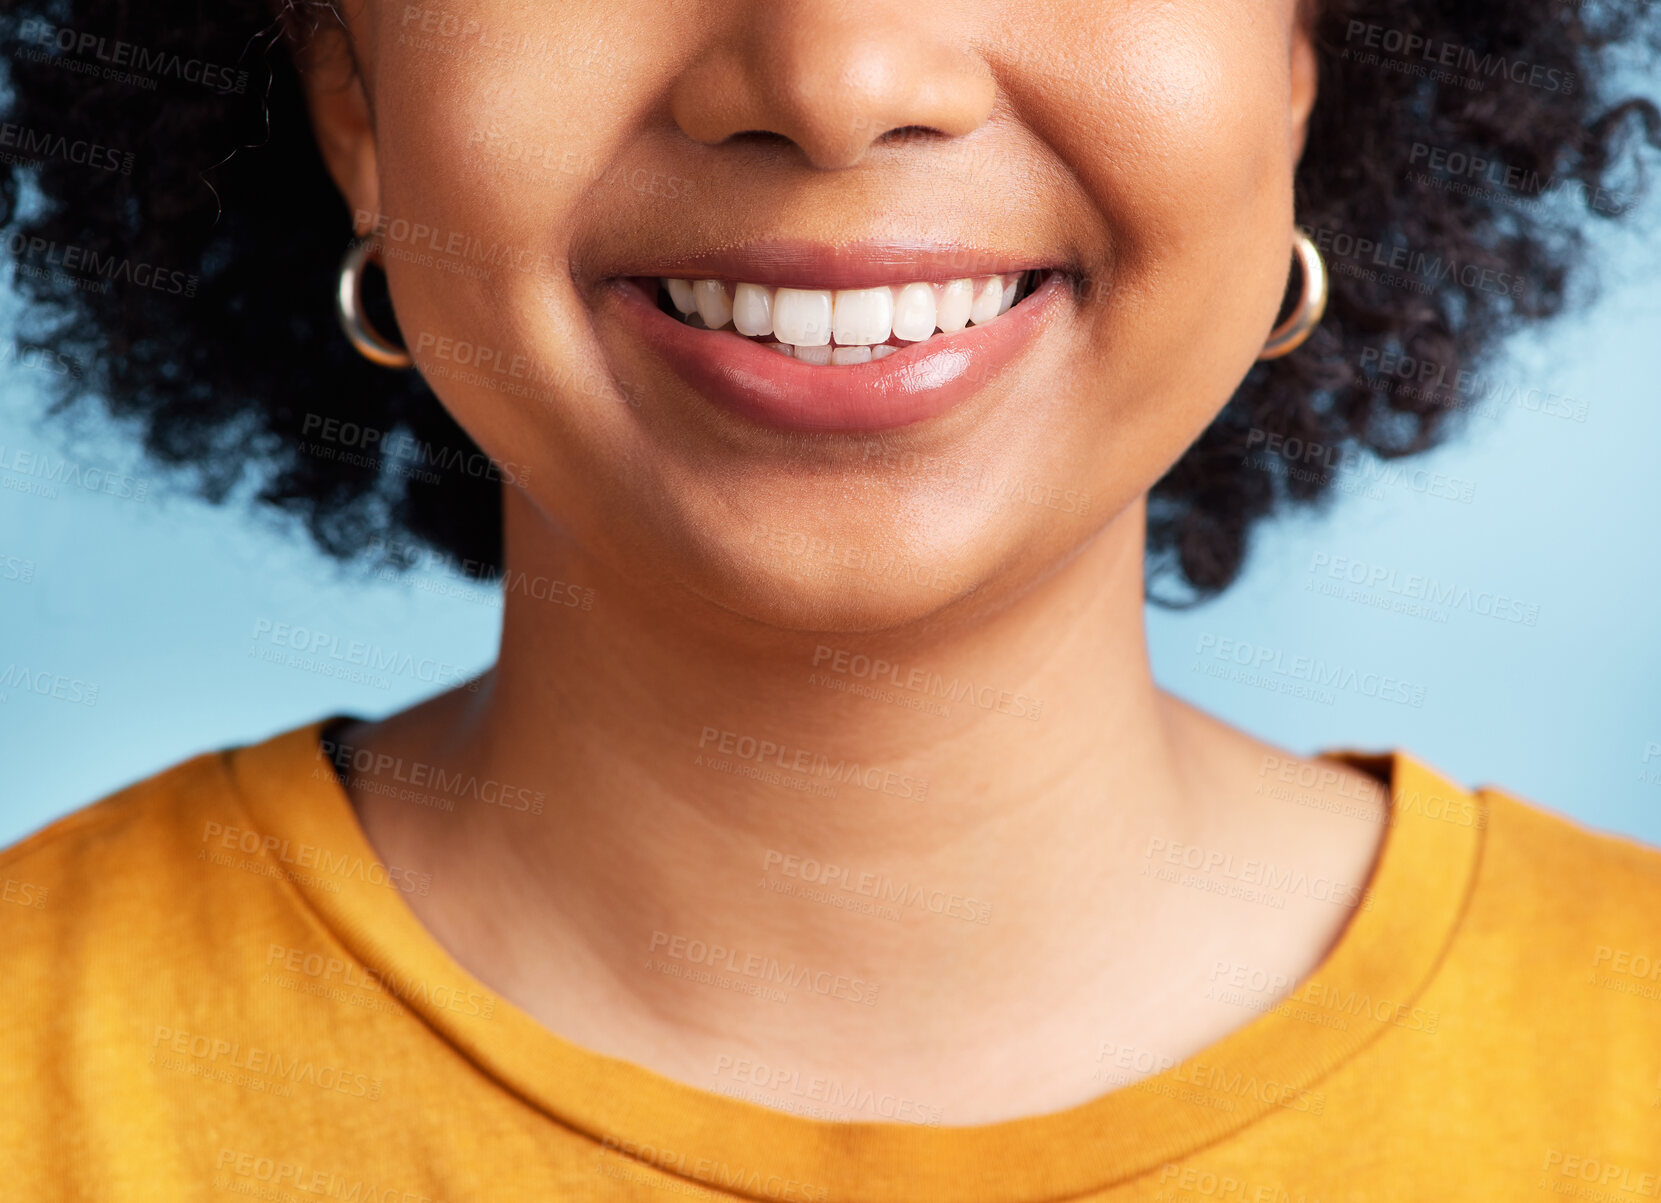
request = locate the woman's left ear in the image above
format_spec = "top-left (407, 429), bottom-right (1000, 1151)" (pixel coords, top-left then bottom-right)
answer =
top-left (294, 24), bottom-right (383, 234)
top-left (1289, 8), bottom-right (1320, 161)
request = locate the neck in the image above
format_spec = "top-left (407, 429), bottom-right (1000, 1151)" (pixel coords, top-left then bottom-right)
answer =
top-left (342, 489), bottom-right (1384, 1121)
top-left (488, 485), bottom-right (1183, 844)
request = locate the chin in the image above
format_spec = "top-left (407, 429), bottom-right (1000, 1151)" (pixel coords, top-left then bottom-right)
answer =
top-left (664, 526), bottom-right (987, 636)
top-left (641, 486), bottom-right (1112, 637)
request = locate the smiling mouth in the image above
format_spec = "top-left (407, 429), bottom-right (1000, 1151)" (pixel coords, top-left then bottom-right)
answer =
top-left (646, 271), bottom-right (1049, 365)
top-left (601, 243), bottom-right (1070, 434)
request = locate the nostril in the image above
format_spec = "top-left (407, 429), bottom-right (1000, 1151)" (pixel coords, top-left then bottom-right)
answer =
top-left (727, 130), bottom-right (795, 148)
top-left (878, 125), bottom-right (945, 146)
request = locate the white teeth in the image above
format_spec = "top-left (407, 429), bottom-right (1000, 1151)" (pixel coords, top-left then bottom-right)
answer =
top-left (936, 278), bottom-right (975, 332)
top-left (733, 282), bottom-right (774, 337)
top-left (666, 278), bottom-right (697, 314)
top-left (968, 277), bottom-right (1004, 326)
top-left (660, 271), bottom-right (1037, 361)
top-left (832, 287), bottom-right (894, 346)
top-left (694, 280), bottom-right (733, 329)
top-left (891, 282), bottom-right (938, 342)
top-left (793, 343), bottom-right (834, 366)
top-left (773, 288), bottom-right (833, 347)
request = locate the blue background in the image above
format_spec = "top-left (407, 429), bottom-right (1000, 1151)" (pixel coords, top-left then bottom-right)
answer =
top-left (2, 211), bottom-right (1658, 851)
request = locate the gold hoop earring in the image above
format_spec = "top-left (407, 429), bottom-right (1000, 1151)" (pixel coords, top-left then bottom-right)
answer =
top-left (336, 238), bottom-right (414, 369)
top-left (1257, 229), bottom-right (1328, 361)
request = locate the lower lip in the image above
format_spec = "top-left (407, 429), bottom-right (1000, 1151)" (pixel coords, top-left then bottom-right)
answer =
top-left (607, 273), bottom-right (1067, 433)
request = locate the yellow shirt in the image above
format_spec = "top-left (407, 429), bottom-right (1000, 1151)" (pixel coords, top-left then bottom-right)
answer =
top-left (3, 719), bottom-right (1661, 1200)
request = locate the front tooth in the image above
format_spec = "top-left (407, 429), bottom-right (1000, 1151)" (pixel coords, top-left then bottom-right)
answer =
top-left (831, 346), bottom-right (872, 365)
top-left (764, 342), bottom-right (793, 356)
top-left (665, 279), bottom-right (697, 314)
top-left (871, 344), bottom-right (899, 360)
top-left (793, 343), bottom-right (833, 365)
top-left (694, 280), bottom-right (733, 329)
top-left (733, 283), bottom-right (774, 337)
top-left (936, 279), bottom-right (974, 332)
top-left (832, 287), bottom-right (894, 346)
top-left (773, 289), bottom-right (833, 347)
top-left (968, 276), bottom-right (1005, 325)
top-left (999, 276), bottom-right (1018, 315)
top-left (891, 282), bottom-right (938, 342)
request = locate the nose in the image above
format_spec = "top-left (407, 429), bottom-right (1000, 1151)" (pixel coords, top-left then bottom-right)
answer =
top-left (669, 2), bottom-right (997, 171)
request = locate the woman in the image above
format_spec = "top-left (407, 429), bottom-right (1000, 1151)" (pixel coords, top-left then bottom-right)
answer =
top-left (2, 0), bottom-right (1659, 1196)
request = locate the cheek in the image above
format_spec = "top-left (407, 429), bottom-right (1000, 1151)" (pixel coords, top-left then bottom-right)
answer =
top-left (371, 1), bottom-right (666, 261)
top-left (1020, 7), bottom-right (1301, 468)
top-left (363, 35), bottom-right (640, 460)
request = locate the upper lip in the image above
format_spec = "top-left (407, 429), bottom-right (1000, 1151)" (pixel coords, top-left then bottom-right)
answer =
top-left (600, 239), bottom-right (1065, 290)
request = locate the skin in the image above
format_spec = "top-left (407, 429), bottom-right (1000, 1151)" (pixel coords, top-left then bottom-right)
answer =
top-left (298, 0), bottom-right (1390, 1123)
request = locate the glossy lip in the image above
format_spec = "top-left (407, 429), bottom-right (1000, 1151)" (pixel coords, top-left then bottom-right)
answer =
top-left (605, 269), bottom-right (1069, 433)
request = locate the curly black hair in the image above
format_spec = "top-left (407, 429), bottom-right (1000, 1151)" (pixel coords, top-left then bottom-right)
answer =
top-left (0, 0), bottom-right (1656, 596)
